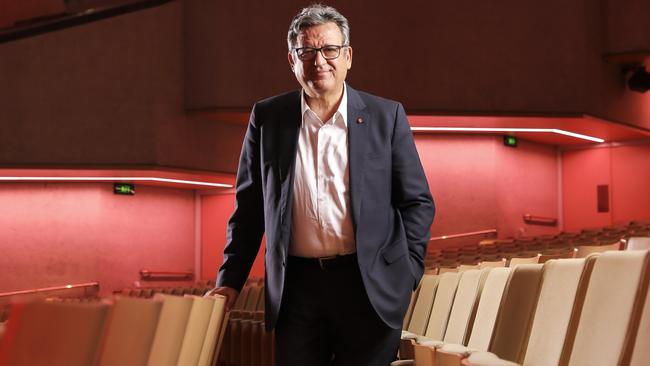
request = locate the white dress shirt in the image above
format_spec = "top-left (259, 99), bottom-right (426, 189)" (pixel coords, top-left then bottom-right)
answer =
top-left (289, 85), bottom-right (356, 258)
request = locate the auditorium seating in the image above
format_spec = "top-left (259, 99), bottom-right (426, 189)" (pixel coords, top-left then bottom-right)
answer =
top-left (399, 272), bottom-right (461, 360)
top-left (426, 221), bottom-right (648, 273)
top-left (0, 226), bottom-right (648, 366)
top-left (400, 274), bottom-right (440, 358)
top-left (401, 249), bottom-right (650, 366)
top-left (0, 293), bottom-right (228, 366)
top-left (411, 269), bottom-right (491, 365)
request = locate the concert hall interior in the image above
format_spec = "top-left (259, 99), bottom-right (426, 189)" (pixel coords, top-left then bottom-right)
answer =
top-left (0, 1), bottom-right (649, 365)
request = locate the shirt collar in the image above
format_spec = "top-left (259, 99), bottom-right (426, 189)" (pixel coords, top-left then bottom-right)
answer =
top-left (300, 83), bottom-right (348, 128)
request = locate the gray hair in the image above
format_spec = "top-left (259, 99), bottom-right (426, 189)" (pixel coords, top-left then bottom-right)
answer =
top-left (287, 4), bottom-right (350, 50)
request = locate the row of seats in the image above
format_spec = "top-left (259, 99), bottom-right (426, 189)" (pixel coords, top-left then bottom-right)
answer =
top-left (427, 221), bottom-right (650, 271)
top-left (118, 286), bottom-right (213, 298)
top-left (218, 279), bottom-right (272, 366)
top-left (396, 248), bottom-right (650, 366)
top-left (115, 278), bottom-right (272, 366)
top-left (0, 293), bottom-right (227, 366)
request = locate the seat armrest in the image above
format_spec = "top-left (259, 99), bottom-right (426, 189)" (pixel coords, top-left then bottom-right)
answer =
top-left (463, 351), bottom-right (519, 366)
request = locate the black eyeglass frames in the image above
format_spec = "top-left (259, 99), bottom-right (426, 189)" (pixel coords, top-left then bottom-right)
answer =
top-left (293, 45), bottom-right (349, 61)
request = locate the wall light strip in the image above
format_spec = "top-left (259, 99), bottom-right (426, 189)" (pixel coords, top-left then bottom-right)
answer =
top-left (410, 127), bottom-right (605, 143)
top-left (0, 176), bottom-right (233, 188)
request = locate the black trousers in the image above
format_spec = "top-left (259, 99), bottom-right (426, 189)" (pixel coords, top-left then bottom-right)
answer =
top-left (275, 254), bottom-right (401, 366)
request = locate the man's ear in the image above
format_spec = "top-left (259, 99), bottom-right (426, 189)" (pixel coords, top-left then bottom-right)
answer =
top-left (346, 46), bottom-right (353, 70)
top-left (288, 52), bottom-right (296, 71)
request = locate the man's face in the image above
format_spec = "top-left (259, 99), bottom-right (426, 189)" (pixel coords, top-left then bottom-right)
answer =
top-left (288, 22), bottom-right (353, 99)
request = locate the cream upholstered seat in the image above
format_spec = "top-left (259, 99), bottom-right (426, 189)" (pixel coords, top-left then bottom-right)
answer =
top-left (399, 272), bottom-right (461, 362)
top-left (574, 240), bottom-right (621, 258)
top-left (626, 236), bottom-right (650, 251)
top-left (399, 274), bottom-right (440, 360)
top-left (0, 301), bottom-right (110, 366)
top-left (630, 257), bottom-right (650, 366)
top-left (413, 269), bottom-right (491, 366)
top-left (434, 264), bottom-right (543, 366)
top-left (146, 294), bottom-right (195, 366)
top-left (567, 250), bottom-right (650, 365)
top-left (95, 297), bottom-right (163, 366)
top-left (507, 255), bottom-right (539, 268)
top-left (479, 259), bottom-right (507, 269)
top-left (487, 264), bottom-right (544, 363)
top-left (400, 272), bottom-right (464, 360)
top-left (521, 256), bottom-right (596, 366)
top-left (425, 272), bottom-right (463, 339)
top-left (464, 255), bottom-right (599, 366)
top-left (403, 283), bottom-right (422, 330)
top-left (411, 267), bottom-right (511, 366)
top-left (405, 274), bottom-right (440, 336)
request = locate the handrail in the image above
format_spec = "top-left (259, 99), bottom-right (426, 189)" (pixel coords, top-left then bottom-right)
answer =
top-left (140, 270), bottom-right (193, 281)
top-left (0, 282), bottom-right (99, 298)
top-left (523, 214), bottom-right (558, 226)
top-left (430, 229), bottom-right (498, 242)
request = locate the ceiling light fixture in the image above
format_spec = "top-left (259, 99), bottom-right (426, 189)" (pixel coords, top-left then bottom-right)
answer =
top-left (0, 176), bottom-right (233, 188)
top-left (410, 127), bottom-right (605, 143)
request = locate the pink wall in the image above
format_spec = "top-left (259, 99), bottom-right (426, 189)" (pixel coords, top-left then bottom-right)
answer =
top-left (0, 183), bottom-right (195, 296)
top-left (200, 192), bottom-right (265, 282)
top-left (562, 143), bottom-right (650, 230)
top-left (611, 144), bottom-right (650, 223)
top-left (415, 135), bottom-right (560, 249)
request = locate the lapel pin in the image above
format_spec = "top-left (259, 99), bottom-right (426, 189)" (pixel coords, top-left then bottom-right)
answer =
top-left (356, 117), bottom-right (364, 124)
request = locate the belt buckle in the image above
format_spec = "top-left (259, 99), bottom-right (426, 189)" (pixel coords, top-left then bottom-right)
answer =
top-left (317, 255), bottom-right (338, 269)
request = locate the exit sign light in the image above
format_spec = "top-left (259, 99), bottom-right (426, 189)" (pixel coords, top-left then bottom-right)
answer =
top-left (503, 135), bottom-right (518, 147)
top-left (114, 183), bottom-right (135, 195)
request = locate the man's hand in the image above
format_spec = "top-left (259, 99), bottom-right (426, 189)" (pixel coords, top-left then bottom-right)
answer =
top-left (205, 286), bottom-right (239, 311)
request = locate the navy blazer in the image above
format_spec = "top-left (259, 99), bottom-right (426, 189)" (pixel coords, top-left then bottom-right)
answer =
top-left (217, 85), bottom-right (435, 330)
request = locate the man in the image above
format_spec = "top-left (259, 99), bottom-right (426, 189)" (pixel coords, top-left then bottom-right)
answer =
top-left (208, 4), bottom-right (435, 365)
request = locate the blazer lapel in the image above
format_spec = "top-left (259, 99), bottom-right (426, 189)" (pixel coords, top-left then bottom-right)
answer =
top-left (278, 93), bottom-right (302, 231)
top-left (346, 86), bottom-right (369, 230)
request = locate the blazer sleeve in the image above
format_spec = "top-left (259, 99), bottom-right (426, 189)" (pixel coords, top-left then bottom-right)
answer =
top-left (391, 103), bottom-right (435, 282)
top-left (215, 105), bottom-right (266, 292)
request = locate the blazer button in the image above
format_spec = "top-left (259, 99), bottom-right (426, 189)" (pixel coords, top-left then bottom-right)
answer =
top-left (356, 117), bottom-right (364, 124)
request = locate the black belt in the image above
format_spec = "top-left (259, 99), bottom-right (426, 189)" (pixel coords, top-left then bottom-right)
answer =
top-left (288, 253), bottom-right (357, 270)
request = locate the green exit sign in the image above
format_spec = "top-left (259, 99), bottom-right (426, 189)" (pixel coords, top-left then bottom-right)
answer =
top-left (503, 135), bottom-right (518, 147)
top-left (113, 183), bottom-right (135, 195)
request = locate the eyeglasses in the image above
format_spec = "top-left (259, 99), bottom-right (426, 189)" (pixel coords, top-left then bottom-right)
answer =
top-left (293, 45), bottom-right (349, 61)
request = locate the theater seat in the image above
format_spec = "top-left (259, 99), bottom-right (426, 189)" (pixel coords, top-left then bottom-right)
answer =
top-left (626, 237), bottom-right (650, 251)
top-left (568, 250), bottom-right (650, 365)
top-left (399, 272), bottom-right (460, 363)
top-left (630, 260), bottom-right (650, 366)
top-left (175, 295), bottom-right (225, 366)
top-left (399, 274), bottom-right (439, 359)
top-left (486, 264), bottom-right (544, 363)
top-left (413, 269), bottom-right (491, 366)
top-left (434, 265), bottom-right (543, 366)
top-left (424, 272), bottom-right (462, 341)
top-left (146, 295), bottom-right (194, 366)
top-left (521, 256), bottom-right (596, 366)
top-left (507, 255), bottom-right (539, 267)
top-left (574, 239), bottom-right (621, 258)
top-left (0, 301), bottom-right (109, 366)
top-left (95, 297), bottom-right (162, 366)
top-left (464, 256), bottom-right (598, 366)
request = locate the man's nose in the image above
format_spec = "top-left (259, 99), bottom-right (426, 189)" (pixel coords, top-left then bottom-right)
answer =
top-left (312, 50), bottom-right (327, 65)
